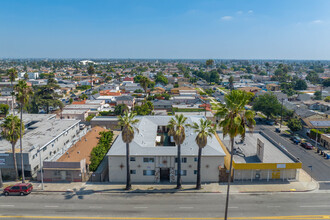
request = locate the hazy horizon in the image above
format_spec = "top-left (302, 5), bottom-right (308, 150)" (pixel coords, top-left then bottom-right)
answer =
top-left (1, 0), bottom-right (330, 60)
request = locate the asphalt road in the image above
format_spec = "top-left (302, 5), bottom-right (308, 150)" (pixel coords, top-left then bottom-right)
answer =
top-left (0, 192), bottom-right (330, 219)
top-left (257, 124), bottom-right (330, 189)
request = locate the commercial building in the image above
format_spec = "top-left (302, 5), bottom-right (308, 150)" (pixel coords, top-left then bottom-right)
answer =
top-left (217, 131), bottom-right (302, 182)
top-left (107, 116), bottom-right (226, 183)
top-left (0, 114), bottom-right (80, 179)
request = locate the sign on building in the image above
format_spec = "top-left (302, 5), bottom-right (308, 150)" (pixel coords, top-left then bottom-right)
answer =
top-left (257, 138), bottom-right (264, 162)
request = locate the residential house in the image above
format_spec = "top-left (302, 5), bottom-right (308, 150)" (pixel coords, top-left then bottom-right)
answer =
top-left (116, 95), bottom-right (135, 108)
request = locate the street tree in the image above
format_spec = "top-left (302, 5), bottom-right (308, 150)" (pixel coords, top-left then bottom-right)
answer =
top-left (15, 80), bottom-right (33, 183)
top-left (168, 114), bottom-right (188, 189)
top-left (252, 93), bottom-right (281, 119)
top-left (7, 68), bottom-right (18, 114)
top-left (215, 90), bottom-right (255, 220)
top-left (0, 114), bottom-right (23, 181)
top-left (118, 111), bottom-right (139, 190)
top-left (287, 118), bottom-right (302, 132)
top-left (190, 119), bottom-right (216, 189)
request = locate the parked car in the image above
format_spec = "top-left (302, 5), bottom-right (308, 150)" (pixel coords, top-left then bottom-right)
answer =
top-left (275, 128), bottom-right (281, 133)
top-left (301, 142), bottom-right (313, 150)
top-left (266, 121), bottom-right (275, 125)
top-left (3, 183), bottom-right (33, 196)
top-left (290, 136), bottom-right (301, 144)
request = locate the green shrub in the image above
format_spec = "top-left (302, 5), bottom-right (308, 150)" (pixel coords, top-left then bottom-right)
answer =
top-left (89, 130), bottom-right (114, 171)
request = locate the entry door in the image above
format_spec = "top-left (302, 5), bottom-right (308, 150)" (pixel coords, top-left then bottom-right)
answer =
top-left (160, 168), bottom-right (170, 182)
top-left (60, 171), bottom-right (66, 181)
top-left (272, 170), bottom-right (281, 179)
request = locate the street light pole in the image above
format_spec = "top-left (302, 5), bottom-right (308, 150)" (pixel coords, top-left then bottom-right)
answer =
top-left (38, 146), bottom-right (44, 190)
top-left (308, 165), bottom-right (313, 182)
top-left (280, 98), bottom-right (284, 129)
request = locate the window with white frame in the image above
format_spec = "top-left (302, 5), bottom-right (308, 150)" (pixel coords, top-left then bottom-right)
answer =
top-left (143, 170), bottom-right (155, 176)
top-left (175, 157), bottom-right (187, 163)
top-left (130, 157), bottom-right (136, 162)
top-left (143, 157), bottom-right (154, 163)
top-left (175, 170), bottom-right (187, 176)
top-left (130, 170), bottom-right (136, 174)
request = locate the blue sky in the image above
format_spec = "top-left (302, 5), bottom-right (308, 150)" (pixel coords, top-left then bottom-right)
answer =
top-left (1, 0), bottom-right (330, 59)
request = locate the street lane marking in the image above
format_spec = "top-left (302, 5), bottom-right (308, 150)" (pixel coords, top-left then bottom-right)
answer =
top-left (134, 207), bottom-right (148, 209)
top-left (0, 205), bottom-right (14, 207)
top-left (88, 206), bottom-right (102, 209)
top-left (44, 206), bottom-right (59, 208)
top-left (267, 206), bottom-right (280, 208)
top-left (179, 207), bottom-right (193, 209)
top-left (0, 215), bottom-right (330, 219)
top-left (300, 205), bottom-right (330, 208)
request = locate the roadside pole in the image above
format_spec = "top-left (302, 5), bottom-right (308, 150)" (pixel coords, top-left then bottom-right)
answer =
top-left (280, 98), bottom-right (284, 129)
top-left (308, 165), bottom-right (313, 182)
top-left (38, 146), bottom-right (44, 190)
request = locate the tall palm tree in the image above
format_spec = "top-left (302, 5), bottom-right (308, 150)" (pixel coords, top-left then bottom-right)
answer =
top-left (228, 76), bottom-right (234, 91)
top-left (7, 68), bottom-right (18, 114)
top-left (139, 76), bottom-right (150, 98)
top-left (87, 65), bottom-right (95, 88)
top-left (14, 80), bottom-right (33, 183)
top-left (1, 114), bottom-right (24, 181)
top-left (215, 90), bottom-right (255, 220)
top-left (190, 119), bottom-right (216, 189)
top-left (168, 114), bottom-right (188, 189)
top-left (118, 111), bottom-right (139, 190)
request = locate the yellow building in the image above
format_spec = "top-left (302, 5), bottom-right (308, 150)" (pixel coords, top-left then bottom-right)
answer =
top-left (216, 131), bottom-right (302, 182)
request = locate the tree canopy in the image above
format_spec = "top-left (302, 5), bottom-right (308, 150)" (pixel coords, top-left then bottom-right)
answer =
top-left (252, 93), bottom-right (281, 119)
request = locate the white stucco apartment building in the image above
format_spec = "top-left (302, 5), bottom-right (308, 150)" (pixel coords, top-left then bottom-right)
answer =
top-left (107, 116), bottom-right (225, 183)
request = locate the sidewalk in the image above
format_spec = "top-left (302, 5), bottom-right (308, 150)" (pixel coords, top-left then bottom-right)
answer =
top-left (1, 169), bottom-right (318, 194)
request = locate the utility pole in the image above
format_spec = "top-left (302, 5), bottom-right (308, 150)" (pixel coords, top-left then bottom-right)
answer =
top-left (0, 168), bottom-right (3, 188)
top-left (280, 98), bottom-right (284, 129)
top-left (38, 146), bottom-right (44, 190)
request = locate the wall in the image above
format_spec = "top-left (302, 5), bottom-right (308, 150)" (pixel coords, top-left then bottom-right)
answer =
top-left (108, 155), bottom-right (223, 183)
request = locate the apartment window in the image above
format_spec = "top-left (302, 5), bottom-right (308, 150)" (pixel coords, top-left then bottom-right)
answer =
top-left (130, 170), bottom-right (136, 174)
top-left (143, 170), bottom-right (155, 176)
top-left (130, 157), bottom-right (136, 162)
top-left (175, 157), bottom-right (187, 163)
top-left (143, 157), bottom-right (155, 163)
top-left (54, 171), bottom-right (60, 176)
top-left (175, 170), bottom-right (187, 176)
top-left (194, 170), bottom-right (197, 175)
top-left (194, 157), bottom-right (198, 162)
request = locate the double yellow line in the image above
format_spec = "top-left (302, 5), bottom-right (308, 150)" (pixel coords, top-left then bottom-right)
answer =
top-left (0, 215), bottom-right (329, 219)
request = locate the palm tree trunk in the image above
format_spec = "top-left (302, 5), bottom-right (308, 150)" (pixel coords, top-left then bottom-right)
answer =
top-left (11, 81), bottom-right (15, 115)
top-left (196, 147), bottom-right (202, 189)
top-left (20, 105), bottom-right (25, 183)
top-left (176, 144), bottom-right (182, 189)
top-left (125, 142), bottom-right (131, 190)
top-left (224, 137), bottom-right (234, 220)
top-left (12, 143), bottom-right (18, 181)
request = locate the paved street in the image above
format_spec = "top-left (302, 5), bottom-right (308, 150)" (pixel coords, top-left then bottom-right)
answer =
top-left (0, 192), bottom-right (329, 219)
top-left (257, 124), bottom-right (330, 190)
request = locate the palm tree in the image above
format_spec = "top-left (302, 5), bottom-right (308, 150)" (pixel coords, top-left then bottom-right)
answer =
top-left (139, 76), bottom-right (150, 98)
top-left (168, 114), bottom-right (188, 189)
top-left (1, 114), bottom-right (24, 181)
top-left (215, 90), bottom-right (255, 220)
top-left (118, 111), bottom-right (139, 190)
top-left (190, 119), bottom-right (216, 189)
top-left (14, 80), bottom-right (33, 183)
top-left (87, 65), bottom-right (95, 88)
top-left (228, 76), bottom-right (234, 91)
top-left (7, 68), bottom-right (18, 114)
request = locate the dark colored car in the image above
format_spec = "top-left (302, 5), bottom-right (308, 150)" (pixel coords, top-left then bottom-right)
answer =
top-left (301, 142), bottom-right (313, 150)
top-left (266, 121), bottom-right (275, 125)
top-left (290, 136), bottom-right (301, 144)
top-left (275, 128), bottom-right (281, 133)
top-left (3, 183), bottom-right (33, 196)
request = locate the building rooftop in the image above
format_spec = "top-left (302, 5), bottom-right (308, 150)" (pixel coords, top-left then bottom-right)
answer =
top-left (57, 126), bottom-right (109, 163)
top-left (0, 114), bottom-right (79, 153)
top-left (218, 131), bottom-right (296, 164)
top-left (107, 116), bottom-right (226, 157)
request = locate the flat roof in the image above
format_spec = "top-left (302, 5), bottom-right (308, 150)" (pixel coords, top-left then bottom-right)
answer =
top-left (218, 132), bottom-right (295, 164)
top-left (108, 116), bottom-right (226, 157)
top-left (0, 115), bottom-right (79, 153)
top-left (57, 126), bottom-right (109, 163)
top-left (62, 109), bottom-right (88, 114)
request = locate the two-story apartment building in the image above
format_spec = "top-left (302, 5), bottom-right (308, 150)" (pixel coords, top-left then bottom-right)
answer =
top-left (0, 114), bottom-right (80, 179)
top-left (107, 116), bottom-right (225, 183)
